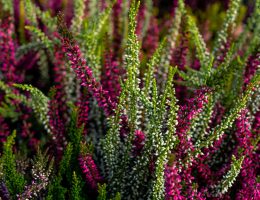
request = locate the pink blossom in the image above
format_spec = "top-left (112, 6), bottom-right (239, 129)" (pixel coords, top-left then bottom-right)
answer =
top-left (78, 154), bottom-right (102, 191)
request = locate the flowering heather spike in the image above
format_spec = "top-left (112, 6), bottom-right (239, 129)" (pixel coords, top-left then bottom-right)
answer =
top-left (141, 0), bottom-right (153, 39)
top-left (198, 73), bottom-right (260, 149)
top-left (77, 93), bottom-right (90, 135)
top-left (58, 13), bottom-right (116, 116)
top-left (234, 109), bottom-right (253, 156)
top-left (215, 40), bottom-right (231, 67)
top-left (24, 0), bottom-right (38, 26)
top-left (24, 26), bottom-right (53, 53)
top-left (253, 110), bottom-right (260, 134)
top-left (164, 162), bottom-right (184, 200)
top-left (156, 0), bottom-right (184, 89)
top-left (78, 154), bottom-right (102, 191)
top-left (132, 130), bottom-right (145, 156)
top-left (209, 102), bottom-right (226, 128)
top-left (52, 43), bottom-right (71, 120)
top-left (14, 84), bottom-right (50, 133)
top-left (101, 52), bottom-right (121, 105)
top-left (211, 155), bottom-right (245, 197)
top-left (171, 28), bottom-right (188, 71)
top-left (17, 150), bottom-right (53, 200)
top-left (186, 15), bottom-right (211, 72)
top-left (190, 94), bottom-right (214, 143)
top-left (0, 17), bottom-right (19, 83)
top-left (244, 53), bottom-right (260, 86)
top-left (175, 88), bottom-right (210, 161)
top-left (71, 0), bottom-right (86, 33)
top-left (213, 0), bottom-right (241, 55)
top-left (236, 155), bottom-right (259, 199)
top-left (144, 38), bottom-right (166, 97)
top-left (159, 0), bottom-right (184, 68)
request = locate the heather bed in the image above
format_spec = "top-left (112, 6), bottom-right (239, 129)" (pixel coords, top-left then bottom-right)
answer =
top-left (0, 0), bottom-right (259, 199)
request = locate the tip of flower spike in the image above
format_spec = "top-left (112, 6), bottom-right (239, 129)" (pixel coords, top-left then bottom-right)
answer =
top-left (57, 12), bottom-right (74, 41)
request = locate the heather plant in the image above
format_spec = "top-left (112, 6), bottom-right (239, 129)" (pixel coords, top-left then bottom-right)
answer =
top-left (0, 0), bottom-right (259, 199)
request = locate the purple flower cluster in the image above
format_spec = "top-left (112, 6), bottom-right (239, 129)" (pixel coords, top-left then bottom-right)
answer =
top-left (101, 53), bottom-right (121, 105)
top-left (132, 130), bottom-right (146, 156)
top-left (165, 89), bottom-right (210, 199)
top-left (78, 154), bottom-right (102, 191)
top-left (62, 38), bottom-right (116, 116)
top-left (234, 110), bottom-right (259, 199)
top-left (176, 88), bottom-right (210, 159)
top-left (244, 53), bottom-right (260, 86)
top-left (0, 17), bottom-right (19, 83)
top-left (165, 162), bottom-right (184, 200)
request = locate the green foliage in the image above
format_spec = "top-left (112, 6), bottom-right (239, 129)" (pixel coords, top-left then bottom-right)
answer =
top-left (24, 0), bottom-right (37, 26)
top-left (113, 193), bottom-right (121, 200)
top-left (16, 41), bottom-right (45, 58)
top-left (0, 101), bottom-right (21, 121)
top-left (144, 38), bottom-right (166, 96)
top-left (71, 0), bottom-right (86, 33)
top-left (150, 67), bottom-right (178, 200)
top-left (36, 8), bottom-right (56, 32)
top-left (24, 0), bottom-right (56, 31)
top-left (32, 149), bottom-right (54, 180)
top-left (101, 85), bottom-right (126, 194)
top-left (1, 131), bottom-right (26, 196)
top-left (14, 84), bottom-right (50, 133)
top-left (191, 94), bottom-right (214, 143)
top-left (97, 183), bottom-right (107, 200)
top-left (0, 81), bottom-right (28, 121)
top-left (186, 15), bottom-right (212, 71)
top-left (211, 155), bottom-right (244, 197)
top-left (68, 104), bottom-right (84, 155)
top-left (88, 0), bottom-right (99, 17)
top-left (59, 143), bottom-right (73, 177)
top-left (213, 0), bottom-right (241, 55)
top-left (25, 26), bottom-right (53, 50)
top-left (207, 44), bottom-right (236, 89)
top-left (197, 73), bottom-right (260, 149)
top-left (0, 81), bottom-right (28, 103)
top-left (101, 2), bottom-right (142, 195)
top-left (158, 0), bottom-right (184, 82)
top-left (71, 172), bottom-right (82, 200)
top-left (79, 0), bottom-right (116, 78)
top-left (66, 104), bottom-right (85, 188)
top-left (0, 0), bottom-right (13, 14)
top-left (46, 176), bottom-right (67, 200)
top-left (47, 106), bottom-right (84, 199)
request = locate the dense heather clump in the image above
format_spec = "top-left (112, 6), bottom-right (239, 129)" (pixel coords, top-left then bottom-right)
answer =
top-left (0, 0), bottom-right (259, 199)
